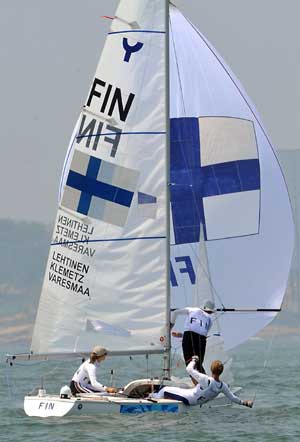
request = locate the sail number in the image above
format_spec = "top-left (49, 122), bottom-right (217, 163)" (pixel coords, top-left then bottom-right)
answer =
top-left (170, 256), bottom-right (196, 287)
top-left (38, 402), bottom-right (55, 410)
top-left (86, 78), bottom-right (135, 123)
top-left (190, 317), bottom-right (210, 330)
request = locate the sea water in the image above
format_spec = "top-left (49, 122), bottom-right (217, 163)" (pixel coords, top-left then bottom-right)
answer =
top-left (1, 335), bottom-right (299, 442)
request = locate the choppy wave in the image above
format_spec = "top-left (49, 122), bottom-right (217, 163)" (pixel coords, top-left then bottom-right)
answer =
top-left (1, 336), bottom-right (299, 442)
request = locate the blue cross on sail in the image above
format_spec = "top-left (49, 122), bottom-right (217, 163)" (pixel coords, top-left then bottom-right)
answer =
top-left (170, 117), bottom-right (260, 244)
top-left (61, 150), bottom-right (140, 227)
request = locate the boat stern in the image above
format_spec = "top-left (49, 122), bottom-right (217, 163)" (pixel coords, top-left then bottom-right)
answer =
top-left (24, 395), bottom-right (76, 417)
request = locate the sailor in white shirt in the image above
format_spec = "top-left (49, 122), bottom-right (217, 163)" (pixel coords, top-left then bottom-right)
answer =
top-left (151, 358), bottom-right (253, 408)
top-left (70, 346), bottom-right (117, 395)
top-left (171, 300), bottom-right (215, 378)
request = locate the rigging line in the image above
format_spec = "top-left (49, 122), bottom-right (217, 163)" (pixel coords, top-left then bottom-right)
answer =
top-left (145, 354), bottom-right (149, 379)
top-left (42, 363), bottom-right (63, 382)
top-left (170, 346), bottom-right (179, 369)
top-left (5, 361), bottom-right (18, 401)
top-left (197, 231), bottom-right (224, 334)
top-left (5, 364), bottom-right (14, 401)
top-left (211, 311), bottom-right (226, 330)
top-left (169, 16), bottom-right (186, 116)
top-left (187, 242), bottom-right (226, 309)
top-left (252, 329), bottom-right (277, 404)
top-left (22, 360), bottom-right (65, 385)
top-left (7, 360), bottom-right (49, 367)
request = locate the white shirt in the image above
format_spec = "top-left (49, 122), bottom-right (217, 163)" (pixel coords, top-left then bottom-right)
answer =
top-left (152, 360), bottom-right (242, 406)
top-left (186, 359), bottom-right (242, 406)
top-left (72, 360), bottom-right (106, 392)
top-left (171, 307), bottom-right (212, 337)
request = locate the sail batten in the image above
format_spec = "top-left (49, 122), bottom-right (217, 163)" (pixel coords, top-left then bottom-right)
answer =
top-left (51, 236), bottom-right (166, 246)
top-left (108, 30), bottom-right (166, 35)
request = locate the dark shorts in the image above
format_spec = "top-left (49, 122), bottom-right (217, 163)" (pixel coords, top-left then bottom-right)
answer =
top-left (70, 380), bottom-right (78, 396)
top-left (182, 331), bottom-right (207, 373)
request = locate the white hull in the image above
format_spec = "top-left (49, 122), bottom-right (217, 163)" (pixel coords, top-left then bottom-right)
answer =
top-left (23, 389), bottom-right (238, 417)
top-left (24, 394), bottom-right (184, 417)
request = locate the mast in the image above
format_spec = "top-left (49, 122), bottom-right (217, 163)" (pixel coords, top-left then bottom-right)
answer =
top-left (164, 0), bottom-right (171, 379)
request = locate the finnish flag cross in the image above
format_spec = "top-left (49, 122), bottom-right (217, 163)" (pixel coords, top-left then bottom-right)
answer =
top-left (170, 116), bottom-right (261, 244)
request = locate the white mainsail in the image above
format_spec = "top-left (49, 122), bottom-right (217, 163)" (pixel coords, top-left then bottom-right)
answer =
top-left (31, 0), bottom-right (168, 355)
top-left (169, 5), bottom-right (294, 351)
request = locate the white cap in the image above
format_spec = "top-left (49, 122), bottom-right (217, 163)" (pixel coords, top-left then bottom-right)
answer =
top-left (203, 300), bottom-right (215, 312)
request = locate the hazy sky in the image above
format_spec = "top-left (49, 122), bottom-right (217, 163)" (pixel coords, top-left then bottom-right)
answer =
top-left (1, 0), bottom-right (299, 223)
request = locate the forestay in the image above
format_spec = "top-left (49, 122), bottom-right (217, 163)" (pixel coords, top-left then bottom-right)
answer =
top-left (31, 0), bottom-right (167, 355)
top-left (169, 5), bottom-right (294, 351)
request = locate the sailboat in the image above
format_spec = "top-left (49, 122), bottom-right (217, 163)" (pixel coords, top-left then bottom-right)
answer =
top-left (7, 0), bottom-right (293, 417)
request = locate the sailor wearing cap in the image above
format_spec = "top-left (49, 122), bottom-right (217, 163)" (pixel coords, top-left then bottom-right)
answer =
top-left (70, 346), bottom-right (117, 395)
top-left (170, 300), bottom-right (215, 381)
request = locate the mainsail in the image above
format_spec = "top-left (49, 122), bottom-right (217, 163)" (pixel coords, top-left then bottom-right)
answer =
top-left (31, 0), bottom-right (168, 355)
top-left (169, 5), bottom-right (294, 351)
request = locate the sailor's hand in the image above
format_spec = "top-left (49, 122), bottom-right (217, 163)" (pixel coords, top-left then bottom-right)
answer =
top-left (192, 355), bottom-right (199, 362)
top-left (172, 331), bottom-right (183, 338)
top-left (106, 386), bottom-right (118, 393)
top-left (243, 400), bottom-right (253, 408)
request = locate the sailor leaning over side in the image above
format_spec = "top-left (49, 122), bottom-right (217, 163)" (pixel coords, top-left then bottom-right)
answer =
top-left (150, 357), bottom-right (253, 408)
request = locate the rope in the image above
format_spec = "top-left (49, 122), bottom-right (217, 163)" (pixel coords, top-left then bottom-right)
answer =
top-left (5, 363), bottom-right (15, 400)
top-left (4, 360), bottom-right (20, 407)
top-left (170, 346), bottom-right (180, 369)
top-left (251, 329), bottom-right (276, 405)
top-left (145, 354), bottom-right (149, 378)
top-left (187, 243), bottom-right (226, 309)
